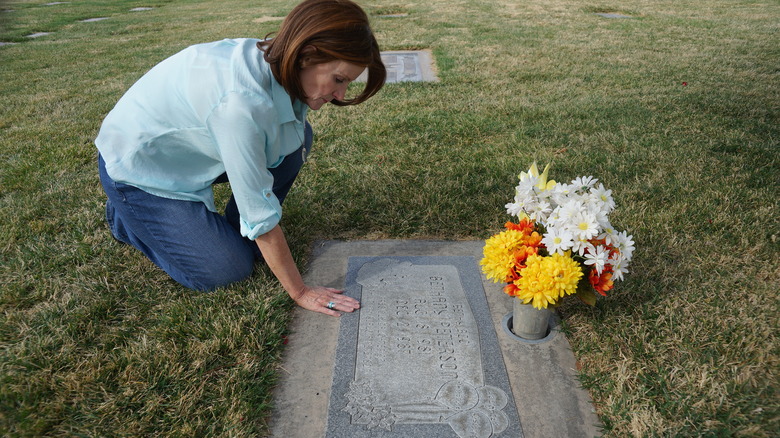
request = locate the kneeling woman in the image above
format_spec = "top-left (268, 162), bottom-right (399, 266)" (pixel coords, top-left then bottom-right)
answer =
top-left (95, 0), bottom-right (385, 316)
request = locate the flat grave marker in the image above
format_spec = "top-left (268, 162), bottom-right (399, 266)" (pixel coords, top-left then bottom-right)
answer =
top-left (594, 12), bottom-right (633, 19)
top-left (326, 256), bottom-right (522, 438)
top-left (253, 16), bottom-right (284, 23)
top-left (356, 50), bottom-right (439, 83)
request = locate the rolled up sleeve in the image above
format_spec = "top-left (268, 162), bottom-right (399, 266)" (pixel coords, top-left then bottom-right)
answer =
top-left (206, 91), bottom-right (283, 240)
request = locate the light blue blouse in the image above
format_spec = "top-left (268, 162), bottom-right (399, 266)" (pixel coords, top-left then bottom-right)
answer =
top-left (95, 38), bottom-right (308, 240)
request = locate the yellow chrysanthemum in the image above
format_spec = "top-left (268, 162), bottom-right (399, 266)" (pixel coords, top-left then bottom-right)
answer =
top-left (480, 229), bottom-right (527, 283)
top-left (514, 253), bottom-right (583, 309)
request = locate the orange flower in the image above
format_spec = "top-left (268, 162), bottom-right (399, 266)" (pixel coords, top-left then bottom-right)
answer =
top-left (589, 266), bottom-right (614, 296)
top-left (505, 218), bottom-right (535, 233)
top-left (503, 283), bottom-right (520, 297)
top-left (526, 231), bottom-right (543, 248)
top-left (514, 244), bottom-right (538, 263)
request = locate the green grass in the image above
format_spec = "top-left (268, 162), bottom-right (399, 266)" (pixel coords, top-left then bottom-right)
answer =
top-left (1, 0), bottom-right (778, 436)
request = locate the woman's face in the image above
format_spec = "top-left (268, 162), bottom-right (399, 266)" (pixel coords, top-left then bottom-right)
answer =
top-left (299, 60), bottom-right (365, 110)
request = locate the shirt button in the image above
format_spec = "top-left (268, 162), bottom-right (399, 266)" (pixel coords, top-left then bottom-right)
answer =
top-left (265, 193), bottom-right (272, 198)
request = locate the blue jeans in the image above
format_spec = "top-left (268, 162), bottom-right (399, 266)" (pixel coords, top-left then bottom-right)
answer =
top-left (98, 123), bottom-right (312, 291)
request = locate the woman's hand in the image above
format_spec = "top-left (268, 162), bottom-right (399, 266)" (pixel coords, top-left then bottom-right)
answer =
top-left (292, 285), bottom-right (360, 316)
top-left (255, 226), bottom-right (359, 317)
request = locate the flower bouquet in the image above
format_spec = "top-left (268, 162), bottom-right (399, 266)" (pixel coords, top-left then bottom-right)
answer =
top-left (481, 162), bottom-right (635, 310)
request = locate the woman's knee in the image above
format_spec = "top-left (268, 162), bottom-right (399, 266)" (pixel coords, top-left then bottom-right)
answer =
top-left (179, 253), bottom-right (256, 291)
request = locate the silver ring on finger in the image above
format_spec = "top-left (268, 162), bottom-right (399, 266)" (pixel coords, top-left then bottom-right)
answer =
top-left (326, 301), bottom-right (336, 310)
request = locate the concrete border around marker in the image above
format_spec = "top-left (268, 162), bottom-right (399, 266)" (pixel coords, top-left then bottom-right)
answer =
top-left (270, 240), bottom-right (602, 438)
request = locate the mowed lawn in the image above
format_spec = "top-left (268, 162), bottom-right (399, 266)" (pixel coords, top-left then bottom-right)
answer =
top-left (1, 0), bottom-right (777, 436)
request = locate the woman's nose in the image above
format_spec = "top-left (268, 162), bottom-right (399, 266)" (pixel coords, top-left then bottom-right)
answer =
top-left (334, 85), bottom-right (348, 100)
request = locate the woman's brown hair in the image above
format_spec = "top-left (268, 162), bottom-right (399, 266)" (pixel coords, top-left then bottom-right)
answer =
top-left (258, 0), bottom-right (386, 106)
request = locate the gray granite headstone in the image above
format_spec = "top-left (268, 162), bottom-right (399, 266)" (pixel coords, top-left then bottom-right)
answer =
top-left (326, 257), bottom-right (523, 438)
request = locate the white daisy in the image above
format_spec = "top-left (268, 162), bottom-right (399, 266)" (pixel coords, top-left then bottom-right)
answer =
top-left (571, 237), bottom-right (591, 256)
top-left (515, 175), bottom-right (539, 196)
top-left (505, 201), bottom-right (523, 217)
top-left (551, 182), bottom-right (574, 206)
top-left (557, 199), bottom-right (584, 224)
top-left (506, 184), bottom-right (538, 217)
top-left (546, 210), bottom-right (562, 229)
top-left (571, 211), bottom-right (599, 241)
top-left (614, 230), bottom-right (635, 261)
top-left (541, 227), bottom-right (575, 255)
top-left (593, 209), bottom-right (610, 231)
top-left (571, 175), bottom-right (598, 192)
top-left (536, 187), bottom-right (555, 202)
top-left (528, 200), bottom-right (552, 223)
top-left (597, 224), bottom-right (618, 246)
top-left (609, 255), bottom-right (629, 281)
top-left (583, 245), bottom-right (610, 274)
top-left (590, 183), bottom-right (615, 214)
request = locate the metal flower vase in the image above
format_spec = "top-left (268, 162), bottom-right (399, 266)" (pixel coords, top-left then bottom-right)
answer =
top-left (512, 299), bottom-right (552, 340)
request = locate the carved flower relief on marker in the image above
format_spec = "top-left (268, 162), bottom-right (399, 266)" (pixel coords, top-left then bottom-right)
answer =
top-left (343, 379), bottom-right (509, 437)
top-left (342, 380), bottom-right (396, 431)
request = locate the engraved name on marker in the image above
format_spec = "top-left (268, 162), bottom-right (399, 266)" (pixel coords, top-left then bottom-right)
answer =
top-left (341, 258), bottom-right (509, 438)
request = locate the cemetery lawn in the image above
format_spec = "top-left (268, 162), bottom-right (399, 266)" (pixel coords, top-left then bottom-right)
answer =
top-left (1, 0), bottom-right (777, 436)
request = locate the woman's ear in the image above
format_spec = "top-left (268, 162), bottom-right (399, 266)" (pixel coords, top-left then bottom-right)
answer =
top-left (299, 45), bottom-right (318, 67)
